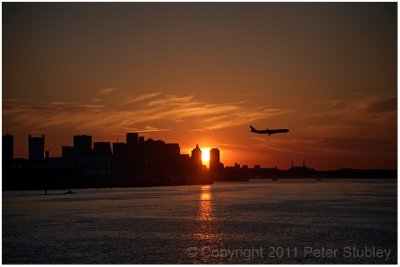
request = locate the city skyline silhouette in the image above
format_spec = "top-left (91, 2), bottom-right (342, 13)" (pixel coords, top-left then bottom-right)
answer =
top-left (3, 3), bottom-right (397, 170)
top-left (2, 3), bottom-right (397, 265)
top-left (3, 130), bottom-right (396, 192)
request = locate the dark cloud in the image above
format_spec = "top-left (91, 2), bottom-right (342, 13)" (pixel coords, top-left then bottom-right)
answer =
top-left (365, 97), bottom-right (397, 113)
top-left (320, 137), bottom-right (395, 154)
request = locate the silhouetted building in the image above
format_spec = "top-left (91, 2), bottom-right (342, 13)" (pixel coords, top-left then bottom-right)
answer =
top-left (75, 158), bottom-right (110, 177)
top-left (210, 148), bottom-right (221, 172)
top-left (163, 143), bottom-right (180, 169)
top-left (62, 146), bottom-right (76, 158)
top-left (254, 165), bottom-right (261, 169)
top-left (112, 142), bottom-right (127, 159)
top-left (166, 143), bottom-right (180, 158)
top-left (45, 151), bottom-right (50, 159)
top-left (44, 157), bottom-right (111, 177)
top-left (288, 159), bottom-right (314, 177)
top-left (94, 142), bottom-right (112, 158)
top-left (126, 132), bottom-right (139, 158)
top-left (112, 142), bottom-right (128, 172)
top-left (28, 134), bottom-right (45, 162)
top-left (73, 135), bottom-right (92, 157)
top-left (3, 134), bottom-right (13, 164)
top-left (139, 136), bottom-right (144, 143)
top-left (13, 158), bottom-right (28, 169)
top-left (290, 160), bottom-right (308, 170)
top-left (126, 132), bottom-right (139, 146)
top-left (191, 144), bottom-right (202, 168)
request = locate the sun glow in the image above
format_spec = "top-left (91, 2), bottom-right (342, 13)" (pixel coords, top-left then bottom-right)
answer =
top-left (202, 147), bottom-right (210, 164)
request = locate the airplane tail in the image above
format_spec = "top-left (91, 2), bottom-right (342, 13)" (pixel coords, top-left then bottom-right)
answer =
top-left (250, 125), bottom-right (257, 132)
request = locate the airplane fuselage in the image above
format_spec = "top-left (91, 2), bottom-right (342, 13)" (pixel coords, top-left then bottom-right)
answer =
top-left (250, 126), bottom-right (289, 135)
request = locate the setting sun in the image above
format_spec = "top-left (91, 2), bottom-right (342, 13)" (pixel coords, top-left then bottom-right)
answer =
top-left (202, 147), bottom-right (210, 164)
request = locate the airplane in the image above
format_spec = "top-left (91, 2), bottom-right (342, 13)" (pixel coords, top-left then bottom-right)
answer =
top-left (250, 125), bottom-right (289, 135)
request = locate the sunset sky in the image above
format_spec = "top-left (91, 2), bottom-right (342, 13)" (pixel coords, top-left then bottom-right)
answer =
top-left (3, 3), bottom-right (397, 169)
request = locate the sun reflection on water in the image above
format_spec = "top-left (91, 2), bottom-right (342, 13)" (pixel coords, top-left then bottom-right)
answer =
top-left (193, 185), bottom-right (222, 244)
top-left (199, 186), bottom-right (213, 221)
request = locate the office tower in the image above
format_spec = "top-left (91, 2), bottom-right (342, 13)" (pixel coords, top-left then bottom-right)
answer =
top-left (3, 134), bottom-right (13, 163)
top-left (112, 142), bottom-right (127, 159)
top-left (62, 146), bottom-right (76, 158)
top-left (73, 135), bottom-right (92, 157)
top-left (126, 132), bottom-right (139, 157)
top-left (28, 134), bottom-right (45, 162)
top-left (94, 142), bottom-right (112, 158)
top-left (191, 144), bottom-right (202, 167)
top-left (210, 148), bottom-right (220, 171)
top-left (165, 143), bottom-right (180, 158)
top-left (126, 132), bottom-right (139, 146)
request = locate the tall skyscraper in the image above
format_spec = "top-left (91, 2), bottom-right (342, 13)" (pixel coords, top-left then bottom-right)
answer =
top-left (165, 143), bottom-right (180, 158)
top-left (62, 146), bottom-right (76, 158)
top-left (126, 132), bottom-right (139, 146)
top-left (210, 148), bottom-right (221, 172)
top-left (126, 132), bottom-right (139, 157)
top-left (73, 135), bottom-right (92, 157)
top-left (191, 144), bottom-right (202, 168)
top-left (28, 134), bottom-right (45, 162)
top-left (112, 142), bottom-right (127, 159)
top-left (3, 134), bottom-right (13, 164)
top-left (93, 142), bottom-right (112, 158)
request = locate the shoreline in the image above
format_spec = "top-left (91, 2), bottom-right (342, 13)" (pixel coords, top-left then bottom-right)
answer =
top-left (2, 177), bottom-right (396, 192)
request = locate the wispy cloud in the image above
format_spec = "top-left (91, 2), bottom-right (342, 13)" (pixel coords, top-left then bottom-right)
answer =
top-left (318, 95), bottom-right (397, 117)
top-left (307, 95), bottom-right (397, 138)
top-left (99, 87), bottom-right (119, 95)
top-left (132, 125), bottom-right (170, 133)
top-left (123, 92), bottom-right (162, 104)
top-left (3, 92), bottom-right (291, 134)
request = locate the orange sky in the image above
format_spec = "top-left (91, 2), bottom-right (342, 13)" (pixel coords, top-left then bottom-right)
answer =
top-left (3, 3), bottom-right (397, 169)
